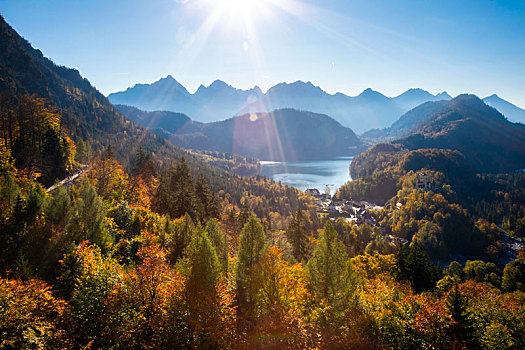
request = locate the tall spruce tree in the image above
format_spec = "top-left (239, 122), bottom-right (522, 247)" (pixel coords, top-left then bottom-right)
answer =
top-left (171, 157), bottom-right (198, 219)
top-left (186, 224), bottom-right (221, 298)
top-left (206, 218), bottom-right (228, 275)
top-left (152, 157), bottom-right (198, 220)
top-left (195, 173), bottom-right (221, 223)
top-left (167, 213), bottom-right (195, 264)
top-left (131, 147), bottom-right (156, 181)
top-left (306, 221), bottom-right (352, 303)
top-left (306, 220), bottom-right (355, 335)
top-left (185, 224), bottom-right (222, 348)
top-left (397, 243), bottom-right (440, 293)
top-left (286, 209), bottom-right (309, 262)
top-left (446, 284), bottom-right (474, 346)
top-left (236, 215), bottom-right (267, 313)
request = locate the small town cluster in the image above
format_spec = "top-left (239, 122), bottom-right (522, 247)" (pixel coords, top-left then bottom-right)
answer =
top-left (305, 187), bottom-right (382, 226)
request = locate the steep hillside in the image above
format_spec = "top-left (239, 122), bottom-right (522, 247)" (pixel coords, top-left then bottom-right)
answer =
top-left (396, 95), bottom-right (525, 173)
top-left (0, 14), bottom-right (238, 184)
top-left (366, 100), bottom-right (451, 139)
top-left (0, 14), bottom-right (175, 167)
top-left (352, 95), bottom-right (525, 175)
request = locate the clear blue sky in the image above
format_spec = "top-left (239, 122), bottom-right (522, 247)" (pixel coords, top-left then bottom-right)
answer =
top-left (1, 0), bottom-right (524, 107)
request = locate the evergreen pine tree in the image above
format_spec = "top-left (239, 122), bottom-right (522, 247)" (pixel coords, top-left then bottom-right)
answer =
top-left (286, 209), bottom-right (309, 262)
top-left (446, 284), bottom-right (473, 346)
top-left (67, 180), bottom-right (109, 251)
top-left (206, 218), bottom-right (228, 275)
top-left (167, 213), bottom-right (195, 264)
top-left (131, 147), bottom-right (156, 180)
top-left (236, 215), bottom-right (267, 313)
top-left (306, 221), bottom-right (352, 303)
top-left (152, 157), bottom-right (198, 220)
top-left (185, 224), bottom-right (222, 347)
top-left (186, 224), bottom-right (221, 298)
top-left (195, 173), bottom-right (220, 222)
top-left (306, 221), bottom-right (355, 335)
top-left (172, 158), bottom-right (197, 219)
top-left (397, 243), bottom-right (440, 293)
top-left (44, 185), bottom-right (72, 228)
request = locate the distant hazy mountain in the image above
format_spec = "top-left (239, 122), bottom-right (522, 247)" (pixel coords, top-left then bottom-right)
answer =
top-left (108, 75), bottom-right (193, 112)
top-left (115, 105), bottom-right (202, 135)
top-left (354, 95), bottom-right (525, 174)
top-left (117, 106), bottom-right (365, 161)
top-left (368, 92), bottom-right (525, 142)
top-left (364, 100), bottom-right (451, 140)
top-left (483, 94), bottom-right (525, 124)
top-left (108, 77), bottom-right (453, 133)
top-left (393, 88), bottom-right (452, 111)
top-left (243, 84), bottom-right (411, 133)
top-left (109, 76), bottom-right (263, 124)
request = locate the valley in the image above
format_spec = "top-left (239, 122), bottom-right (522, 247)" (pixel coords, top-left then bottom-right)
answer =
top-left (1, 5), bottom-right (525, 349)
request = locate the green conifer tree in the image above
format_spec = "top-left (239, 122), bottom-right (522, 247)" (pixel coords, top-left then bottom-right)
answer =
top-left (236, 215), bottom-right (267, 312)
top-left (185, 224), bottom-right (222, 347)
top-left (306, 221), bottom-right (355, 335)
top-left (171, 157), bottom-right (198, 219)
top-left (446, 284), bottom-right (473, 346)
top-left (286, 209), bottom-right (309, 262)
top-left (167, 213), bottom-right (195, 264)
top-left (206, 218), bottom-right (228, 275)
top-left (397, 243), bottom-right (440, 293)
top-left (195, 173), bottom-right (220, 222)
top-left (306, 221), bottom-right (352, 303)
top-left (152, 157), bottom-right (198, 220)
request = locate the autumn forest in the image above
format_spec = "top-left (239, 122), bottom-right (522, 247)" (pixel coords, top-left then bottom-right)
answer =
top-left (1, 6), bottom-right (525, 350)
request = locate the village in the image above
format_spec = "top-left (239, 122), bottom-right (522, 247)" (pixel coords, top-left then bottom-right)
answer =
top-left (303, 172), bottom-right (439, 245)
top-left (305, 187), bottom-right (382, 227)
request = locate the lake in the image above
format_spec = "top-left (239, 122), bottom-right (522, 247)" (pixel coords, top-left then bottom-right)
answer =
top-left (260, 157), bottom-right (354, 193)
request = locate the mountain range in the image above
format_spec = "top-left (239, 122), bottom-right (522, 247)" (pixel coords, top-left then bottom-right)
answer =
top-left (352, 94), bottom-right (525, 176)
top-left (115, 105), bottom-right (365, 161)
top-left (108, 76), bottom-right (454, 133)
top-left (108, 76), bottom-right (525, 134)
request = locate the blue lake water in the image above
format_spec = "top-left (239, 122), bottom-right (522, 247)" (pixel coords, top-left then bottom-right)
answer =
top-left (260, 157), bottom-right (353, 193)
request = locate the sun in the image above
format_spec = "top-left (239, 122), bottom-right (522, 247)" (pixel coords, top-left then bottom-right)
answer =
top-left (201, 0), bottom-right (276, 26)
top-left (176, 0), bottom-right (297, 74)
top-left (218, 0), bottom-right (265, 16)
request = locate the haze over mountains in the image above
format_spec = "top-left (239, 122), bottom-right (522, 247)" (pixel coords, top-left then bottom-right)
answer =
top-left (108, 76), bottom-right (452, 133)
top-left (108, 76), bottom-right (525, 133)
top-left (483, 94), bottom-right (525, 124)
top-left (116, 105), bottom-right (364, 162)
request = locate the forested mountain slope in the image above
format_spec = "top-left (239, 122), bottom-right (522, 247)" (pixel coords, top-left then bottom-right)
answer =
top-left (117, 105), bottom-right (365, 161)
top-left (356, 95), bottom-right (525, 174)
